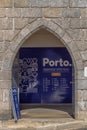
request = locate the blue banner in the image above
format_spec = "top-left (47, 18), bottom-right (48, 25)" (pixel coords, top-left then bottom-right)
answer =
top-left (11, 87), bottom-right (20, 121)
top-left (19, 48), bottom-right (72, 104)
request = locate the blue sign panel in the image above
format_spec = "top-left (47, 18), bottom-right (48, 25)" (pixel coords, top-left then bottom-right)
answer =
top-left (19, 48), bottom-right (72, 104)
top-left (11, 87), bottom-right (20, 121)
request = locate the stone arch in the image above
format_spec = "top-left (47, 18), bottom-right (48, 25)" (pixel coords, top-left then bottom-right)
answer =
top-left (3, 18), bottom-right (83, 72)
top-left (3, 18), bottom-right (83, 119)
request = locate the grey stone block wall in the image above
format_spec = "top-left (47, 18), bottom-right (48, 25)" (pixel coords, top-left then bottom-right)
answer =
top-left (0, 0), bottom-right (87, 120)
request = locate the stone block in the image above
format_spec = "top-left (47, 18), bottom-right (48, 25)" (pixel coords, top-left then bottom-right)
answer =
top-left (70, 18), bottom-right (80, 29)
top-left (0, 18), bottom-right (13, 30)
top-left (0, 9), bottom-right (6, 17)
top-left (0, 109), bottom-right (11, 120)
top-left (73, 51), bottom-right (82, 61)
top-left (0, 80), bottom-right (11, 89)
top-left (80, 18), bottom-right (87, 29)
top-left (62, 18), bottom-right (71, 29)
top-left (63, 8), bottom-right (80, 18)
top-left (68, 41), bottom-right (78, 52)
top-left (55, 26), bottom-right (65, 38)
top-left (67, 29), bottom-right (84, 40)
top-left (3, 50), bottom-right (13, 71)
top-left (6, 8), bottom-right (21, 18)
top-left (21, 8), bottom-right (42, 17)
top-left (3, 30), bottom-right (19, 42)
top-left (49, 0), bottom-right (69, 7)
top-left (77, 90), bottom-right (83, 101)
top-left (0, 61), bottom-right (3, 70)
top-left (0, 31), bottom-right (3, 42)
top-left (81, 8), bottom-right (87, 18)
top-left (0, 71), bottom-right (11, 80)
top-left (0, 89), bottom-right (3, 101)
top-left (76, 40), bottom-right (87, 51)
top-left (81, 50), bottom-right (87, 61)
top-left (0, 0), bottom-right (13, 8)
top-left (77, 70), bottom-right (86, 80)
top-left (0, 52), bottom-right (3, 61)
top-left (77, 111), bottom-right (87, 120)
top-left (76, 60), bottom-right (84, 70)
top-left (70, 0), bottom-right (87, 7)
top-left (14, 18), bottom-right (29, 29)
top-left (83, 90), bottom-right (87, 101)
top-left (43, 8), bottom-right (62, 18)
top-left (30, 0), bottom-right (49, 7)
top-left (84, 30), bottom-right (87, 40)
top-left (77, 79), bottom-right (87, 89)
top-left (78, 101), bottom-right (86, 111)
top-left (62, 33), bottom-right (72, 43)
top-left (14, 0), bottom-right (31, 8)
top-left (0, 42), bottom-right (5, 52)
top-left (3, 89), bottom-right (10, 102)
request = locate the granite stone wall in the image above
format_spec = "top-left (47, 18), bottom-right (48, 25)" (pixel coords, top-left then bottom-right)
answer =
top-left (0, 0), bottom-right (87, 120)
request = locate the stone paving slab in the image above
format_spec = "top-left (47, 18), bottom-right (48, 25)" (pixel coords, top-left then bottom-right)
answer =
top-left (1, 118), bottom-right (87, 130)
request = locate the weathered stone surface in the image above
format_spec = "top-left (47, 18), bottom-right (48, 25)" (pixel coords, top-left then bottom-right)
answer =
top-left (0, 0), bottom-right (13, 8)
top-left (3, 50), bottom-right (13, 71)
top-left (80, 18), bottom-right (87, 29)
top-left (0, 18), bottom-right (13, 30)
top-left (21, 8), bottom-right (42, 17)
top-left (0, 102), bottom-right (10, 110)
top-left (81, 50), bottom-right (87, 61)
top-left (0, 53), bottom-right (3, 61)
top-left (62, 33), bottom-right (72, 43)
top-left (70, 18), bottom-right (87, 29)
top-left (31, 0), bottom-right (49, 7)
top-left (77, 70), bottom-right (86, 80)
top-left (84, 30), bottom-right (87, 40)
top-left (0, 80), bottom-right (11, 89)
top-left (0, 31), bottom-right (3, 42)
top-left (73, 51), bottom-right (82, 61)
top-left (63, 8), bottom-right (80, 18)
top-left (6, 8), bottom-right (21, 18)
top-left (76, 40), bottom-right (87, 51)
top-left (14, 0), bottom-right (31, 8)
top-left (0, 42), bottom-right (5, 52)
top-left (0, 89), bottom-right (3, 101)
top-left (77, 79), bottom-right (87, 89)
top-left (77, 90), bottom-right (83, 101)
top-left (78, 101), bottom-right (86, 111)
top-left (83, 90), bottom-right (87, 101)
top-left (0, 71), bottom-right (11, 80)
top-left (37, 126), bottom-right (56, 130)
top-left (14, 18), bottom-right (29, 29)
top-left (81, 8), bottom-right (87, 18)
top-left (55, 27), bottom-right (65, 39)
top-left (70, 18), bottom-right (80, 29)
top-left (3, 89), bottom-right (10, 102)
top-left (43, 8), bottom-right (62, 18)
top-left (77, 111), bottom-right (87, 120)
top-left (49, 0), bottom-right (69, 7)
top-left (68, 41), bottom-right (78, 52)
top-left (76, 60), bottom-right (83, 70)
top-left (0, 9), bottom-right (6, 17)
top-left (3, 30), bottom-right (19, 42)
top-left (67, 29), bottom-right (84, 40)
top-left (70, 0), bottom-right (87, 7)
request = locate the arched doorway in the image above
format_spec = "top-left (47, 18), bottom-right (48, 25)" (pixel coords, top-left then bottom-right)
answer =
top-left (3, 18), bottom-right (83, 119)
top-left (12, 29), bottom-right (75, 118)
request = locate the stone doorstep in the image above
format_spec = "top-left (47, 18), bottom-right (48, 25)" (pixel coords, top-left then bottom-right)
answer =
top-left (1, 118), bottom-right (87, 130)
